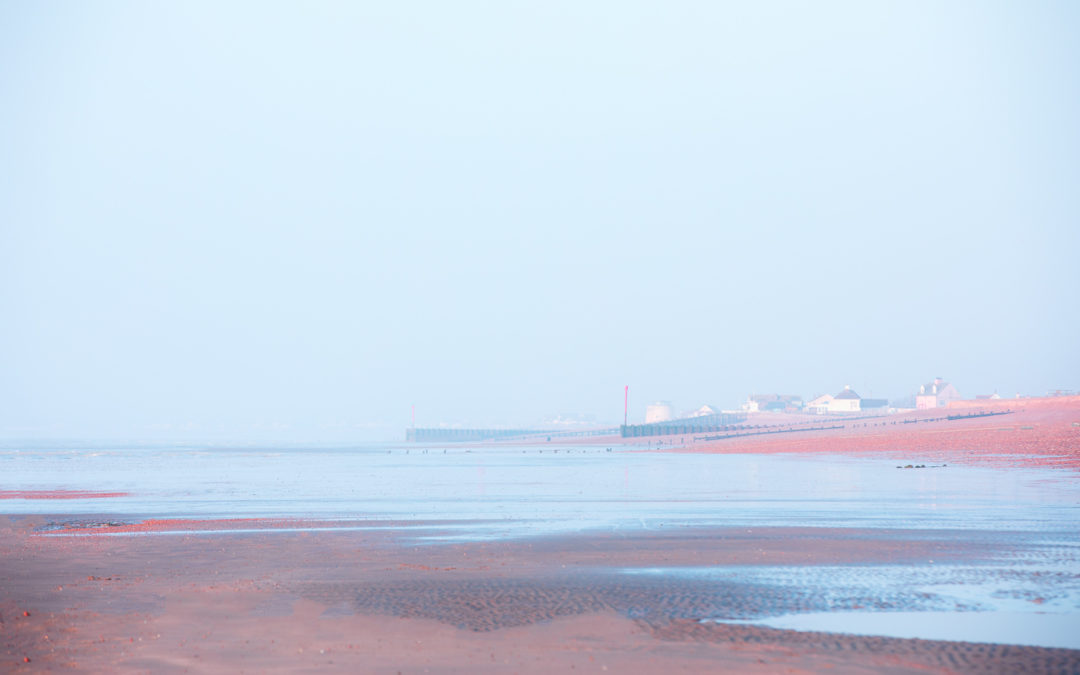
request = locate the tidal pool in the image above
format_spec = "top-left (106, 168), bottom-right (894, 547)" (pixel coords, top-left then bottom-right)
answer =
top-left (743, 610), bottom-right (1080, 650)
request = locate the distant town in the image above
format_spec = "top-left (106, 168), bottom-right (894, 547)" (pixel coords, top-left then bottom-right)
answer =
top-left (651, 377), bottom-right (980, 422)
top-left (406, 379), bottom-right (1077, 443)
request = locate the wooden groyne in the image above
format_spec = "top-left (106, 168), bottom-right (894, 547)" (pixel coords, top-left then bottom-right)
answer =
top-left (406, 427), bottom-right (618, 442)
top-left (698, 424), bottom-right (845, 442)
top-left (621, 414), bottom-right (747, 438)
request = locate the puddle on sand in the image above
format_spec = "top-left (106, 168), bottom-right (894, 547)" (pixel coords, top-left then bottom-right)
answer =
top-left (715, 610), bottom-right (1080, 650)
top-left (631, 561), bottom-right (1080, 650)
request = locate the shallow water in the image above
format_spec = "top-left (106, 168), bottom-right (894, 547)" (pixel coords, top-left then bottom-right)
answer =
top-left (633, 559), bottom-right (1080, 649)
top-left (1, 444), bottom-right (1077, 537)
top-left (747, 611), bottom-right (1080, 650)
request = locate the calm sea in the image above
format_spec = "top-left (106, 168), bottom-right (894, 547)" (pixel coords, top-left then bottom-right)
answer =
top-left (1, 443), bottom-right (1077, 536)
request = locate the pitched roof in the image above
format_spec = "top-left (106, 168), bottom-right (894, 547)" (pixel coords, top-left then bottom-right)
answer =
top-left (919, 379), bottom-right (951, 395)
top-left (834, 388), bottom-right (861, 400)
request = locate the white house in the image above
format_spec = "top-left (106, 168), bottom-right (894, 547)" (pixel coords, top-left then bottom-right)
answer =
top-left (805, 393), bottom-right (834, 415)
top-left (827, 386), bottom-right (861, 413)
top-left (916, 378), bottom-right (962, 409)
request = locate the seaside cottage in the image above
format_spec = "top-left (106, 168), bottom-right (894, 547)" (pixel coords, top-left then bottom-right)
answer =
top-left (916, 378), bottom-right (962, 409)
top-left (805, 393), bottom-right (834, 415)
top-left (828, 386), bottom-right (862, 413)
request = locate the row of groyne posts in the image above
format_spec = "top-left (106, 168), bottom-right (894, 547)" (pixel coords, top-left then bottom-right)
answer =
top-left (893, 409), bottom-right (1013, 425)
top-left (405, 414), bottom-right (750, 442)
top-left (405, 427), bottom-right (618, 443)
top-left (619, 413), bottom-right (747, 438)
top-left (405, 409), bottom-right (1013, 443)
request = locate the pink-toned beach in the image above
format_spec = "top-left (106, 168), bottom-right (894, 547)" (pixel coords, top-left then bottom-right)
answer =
top-left (3, 397), bottom-right (1079, 673)
top-left (640, 396), bottom-right (1080, 470)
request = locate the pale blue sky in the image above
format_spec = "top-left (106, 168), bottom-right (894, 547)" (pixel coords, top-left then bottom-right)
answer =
top-left (2, 1), bottom-right (1078, 440)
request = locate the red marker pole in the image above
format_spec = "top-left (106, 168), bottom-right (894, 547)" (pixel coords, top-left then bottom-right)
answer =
top-left (624, 385), bottom-right (628, 427)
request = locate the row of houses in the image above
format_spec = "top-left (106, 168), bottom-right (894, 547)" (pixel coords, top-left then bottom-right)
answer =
top-left (643, 378), bottom-right (965, 424)
top-left (803, 386), bottom-right (890, 414)
top-left (741, 378), bottom-right (962, 415)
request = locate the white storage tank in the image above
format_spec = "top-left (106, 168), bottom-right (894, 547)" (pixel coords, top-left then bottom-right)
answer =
top-left (645, 401), bottom-right (674, 424)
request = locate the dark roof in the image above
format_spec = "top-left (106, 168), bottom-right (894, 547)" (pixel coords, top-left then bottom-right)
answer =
top-left (861, 398), bottom-right (889, 408)
top-left (834, 388), bottom-right (861, 400)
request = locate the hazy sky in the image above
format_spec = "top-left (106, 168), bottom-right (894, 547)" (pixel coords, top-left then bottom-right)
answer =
top-left (2, 1), bottom-right (1078, 440)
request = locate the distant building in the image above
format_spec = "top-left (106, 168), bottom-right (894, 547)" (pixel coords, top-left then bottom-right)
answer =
top-left (645, 401), bottom-right (674, 424)
top-left (805, 393), bottom-right (834, 415)
top-left (688, 404), bottom-right (722, 418)
top-left (828, 386), bottom-right (861, 413)
top-left (743, 394), bottom-right (803, 413)
top-left (543, 413), bottom-right (599, 427)
top-left (890, 395), bottom-right (916, 410)
top-left (916, 378), bottom-right (961, 409)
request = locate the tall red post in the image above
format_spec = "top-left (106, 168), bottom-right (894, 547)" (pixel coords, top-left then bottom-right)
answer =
top-left (624, 385), bottom-right (628, 427)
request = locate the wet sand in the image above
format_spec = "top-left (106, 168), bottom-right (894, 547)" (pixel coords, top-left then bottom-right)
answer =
top-left (3, 518), bottom-right (1078, 673)
top-left (0, 491), bottom-right (130, 501)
